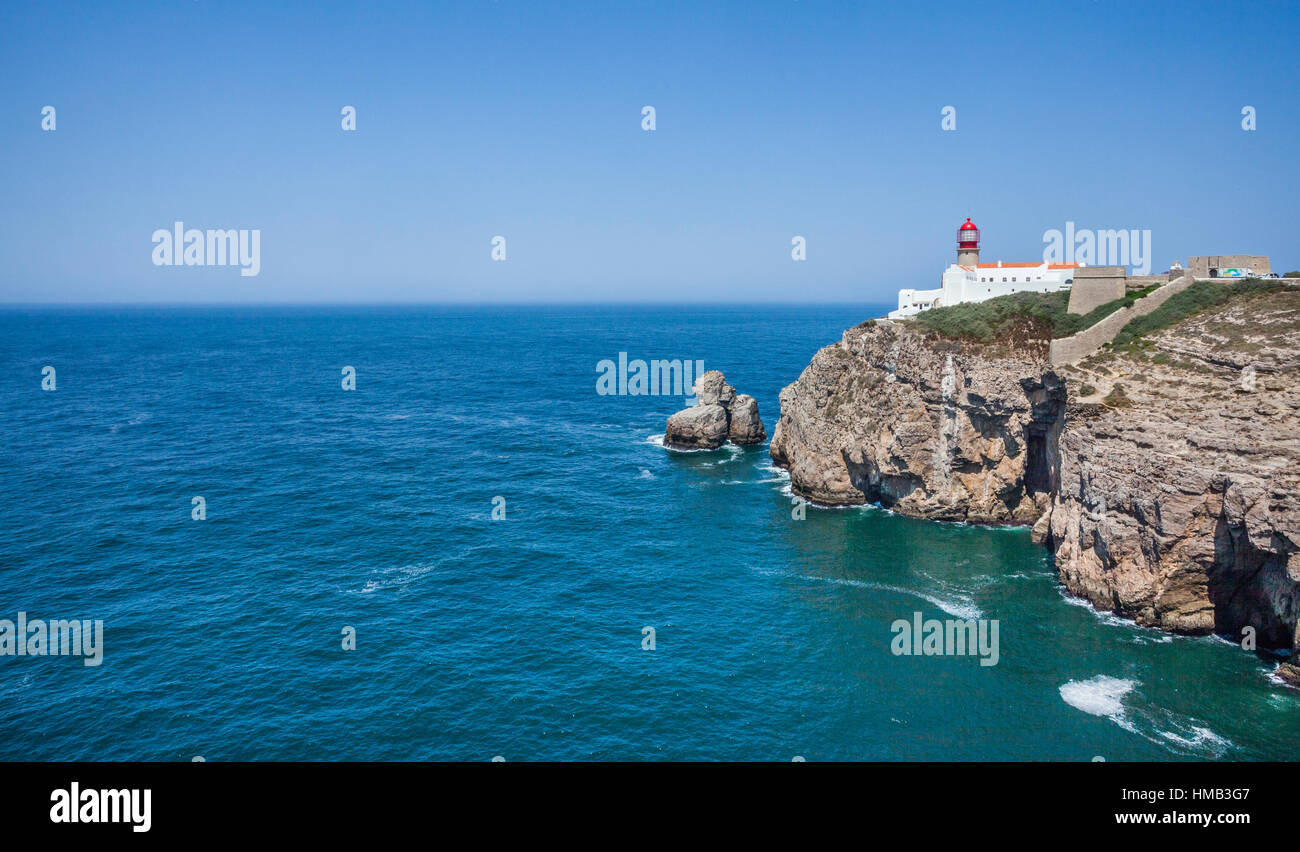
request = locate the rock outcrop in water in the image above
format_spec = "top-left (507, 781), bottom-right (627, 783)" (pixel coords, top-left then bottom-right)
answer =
top-left (664, 370), bottom-right (766, 450)
top-left (770, 290), bottom-right (1300, 684)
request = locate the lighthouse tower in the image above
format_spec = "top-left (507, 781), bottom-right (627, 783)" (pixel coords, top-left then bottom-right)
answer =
top-left (957, 218), bottom-right (980, 267)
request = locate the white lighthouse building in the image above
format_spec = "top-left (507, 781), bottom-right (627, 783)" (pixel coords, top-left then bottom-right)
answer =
top-left (888, 219), bottom-right (1082, 319)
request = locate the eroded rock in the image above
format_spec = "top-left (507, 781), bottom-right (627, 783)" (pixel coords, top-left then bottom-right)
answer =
top-left (663, 370), bottom-right (765, 450)
top-left (1049, 290), bottom-right (1300, 646)
top-left (727, 394), bottom-right (766, 445)
top-left (768, 320), bottom-right (1064, 522)
top-left (664, 403), bottom-right (729, 450)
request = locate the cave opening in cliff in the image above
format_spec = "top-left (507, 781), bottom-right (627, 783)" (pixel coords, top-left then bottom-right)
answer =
top-left (1209, 520), bottom-right (1296, 651)
top-left (1024, 426), bottom-right (1053, 495)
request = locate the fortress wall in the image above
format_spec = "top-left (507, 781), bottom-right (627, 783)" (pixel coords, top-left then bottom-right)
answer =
top-left (1188, 256), bottom-right (1271, 277)
top-left (1066, 266), bottom-right (1126, 315)
top-left (1050, 274), bottom-right (1195, 364)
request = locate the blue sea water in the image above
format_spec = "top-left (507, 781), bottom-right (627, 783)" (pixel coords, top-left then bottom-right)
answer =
top-left (0, 304), bottom-right (1296, 761)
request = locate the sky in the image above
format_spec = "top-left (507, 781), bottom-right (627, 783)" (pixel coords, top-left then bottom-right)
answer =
top-left (1, 0), bottom-right (1297, 303)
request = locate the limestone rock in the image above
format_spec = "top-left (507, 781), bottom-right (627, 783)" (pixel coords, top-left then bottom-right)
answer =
top-left (1049, 290), bottom-right (1300, 646)
top-left (664, 404), bottom-right (729, 450)
top-left (768, 320), bottom-right (1064, 522)
top-left (662, 370), bottom-right (765, 450)
top-left (727, 394), bottom-right (766, 445)
top-left (1030, 509), bottom-right (1053, 545)
top-left (768, 289), bottom-right (1300, 681)
top-left (694, 370), bottom-right (736, 406)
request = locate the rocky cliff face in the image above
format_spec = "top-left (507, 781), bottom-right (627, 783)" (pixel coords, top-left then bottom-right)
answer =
top-left (1049, 291), bottom-right (1300, 680)
top-left (770, 291), bottom-right (1300, 683)
top-left (769, 320), bottom-right (1064, 523)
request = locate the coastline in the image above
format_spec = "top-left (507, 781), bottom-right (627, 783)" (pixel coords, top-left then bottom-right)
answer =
top-left (768, 291), bottom-right (1300, 683)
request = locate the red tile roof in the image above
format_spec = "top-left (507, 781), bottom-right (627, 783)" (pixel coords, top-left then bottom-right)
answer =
top-left (974, 262), bottom-right (1081, 269)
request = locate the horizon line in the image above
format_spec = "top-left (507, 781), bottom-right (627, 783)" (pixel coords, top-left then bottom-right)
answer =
top-left (0, 299), bottom-right (897, 308)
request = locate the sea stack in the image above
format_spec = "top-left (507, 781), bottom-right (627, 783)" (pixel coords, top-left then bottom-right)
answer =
top-left (663, 370), bottom-right (766, 450)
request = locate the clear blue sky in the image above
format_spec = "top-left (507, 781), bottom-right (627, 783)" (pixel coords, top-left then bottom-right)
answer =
top-left (2, 0), bottom-right (1297, 303)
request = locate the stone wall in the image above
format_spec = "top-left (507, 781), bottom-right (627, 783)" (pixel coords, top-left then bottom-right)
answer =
top-left (1066, 266), bottom-right (1126, 315)
top-left (1187, 255), bottom-right (1271, 277)
top-left (1049, 273), bottom-right (1195, 364)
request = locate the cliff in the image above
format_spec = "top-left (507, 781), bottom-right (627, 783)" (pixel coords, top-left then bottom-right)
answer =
top-left (1051, 289), bottom-right (1300, 680)
top-left (769, 319), bottom-right (1064, 523)
top-left (770, 288), bottom-right (1300, 682)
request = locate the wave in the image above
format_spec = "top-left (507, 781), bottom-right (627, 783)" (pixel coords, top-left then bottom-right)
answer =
top-left (774, 482), bottom-right (876, 511)
top-left (647, 433), bottom-right (750, 462)
top-left (1059, 675), bottom-right (1235, 758)
top-left (751, 565), bottom-right (982, 620)
top-left (1058, 591), bottom-right (1192, 646)
top-left (1060, 675), bottom-right (1135, 718)
top-left (347, 562), bottom-right (437, 595)
top-left (1265, 667), bottom-right (1300, 690)
top-left (645, 433), bottom-right (710, 454)
top-left (847, 579), bottom-right (983, 621)
top-left (108, 412), bottom-right (152, 434)
top-left (1157, 723), bottom-right (1233, 753)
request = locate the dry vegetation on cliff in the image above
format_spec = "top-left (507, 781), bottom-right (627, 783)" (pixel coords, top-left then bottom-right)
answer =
top-left (1052, 287), bottom-right (1300, 670)
top-left (1109, 278), bottom-right (1289, 348)
top-left (904, 288), bottom-right (1156, 347)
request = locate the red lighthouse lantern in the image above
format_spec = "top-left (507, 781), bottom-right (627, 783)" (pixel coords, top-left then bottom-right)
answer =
top-left (957, 217), bottom-right (980, 266)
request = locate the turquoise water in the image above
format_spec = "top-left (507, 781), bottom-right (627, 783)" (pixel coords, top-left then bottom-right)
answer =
top-left (0, 304), bottom-right (1296, 761)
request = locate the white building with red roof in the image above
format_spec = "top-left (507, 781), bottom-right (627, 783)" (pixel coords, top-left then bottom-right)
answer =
top-left (888, 219), bottom-right (1082, 319)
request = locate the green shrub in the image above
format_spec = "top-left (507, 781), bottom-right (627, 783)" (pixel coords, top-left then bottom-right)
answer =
top-left (1102, 384), bottom-right (1132, 408)
top-left (1111, 278), bottom-right (1287, 346)
top-left (908, 288), bottom-right (1145, 342)
top-left (1284, 270), bottom-right (1300, 278)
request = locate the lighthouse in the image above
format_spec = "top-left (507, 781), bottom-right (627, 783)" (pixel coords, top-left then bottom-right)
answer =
top-left (886, 218), bottom-right (1081, 319)
top-left (957, 218), bottom-right (980, 267)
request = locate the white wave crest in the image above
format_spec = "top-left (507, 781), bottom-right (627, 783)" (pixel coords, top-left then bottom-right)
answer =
top-left (750, 565), bottom-right (982, 620)
top-left (1059, 675), bottom-right (1136, 718)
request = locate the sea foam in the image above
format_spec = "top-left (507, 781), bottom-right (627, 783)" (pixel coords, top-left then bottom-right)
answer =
top-left (1059, 675), bottom-right (1136, 718)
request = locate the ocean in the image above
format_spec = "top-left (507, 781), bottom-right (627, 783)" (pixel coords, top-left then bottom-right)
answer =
top-left (1, 304), bottom-right (1296, 761)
